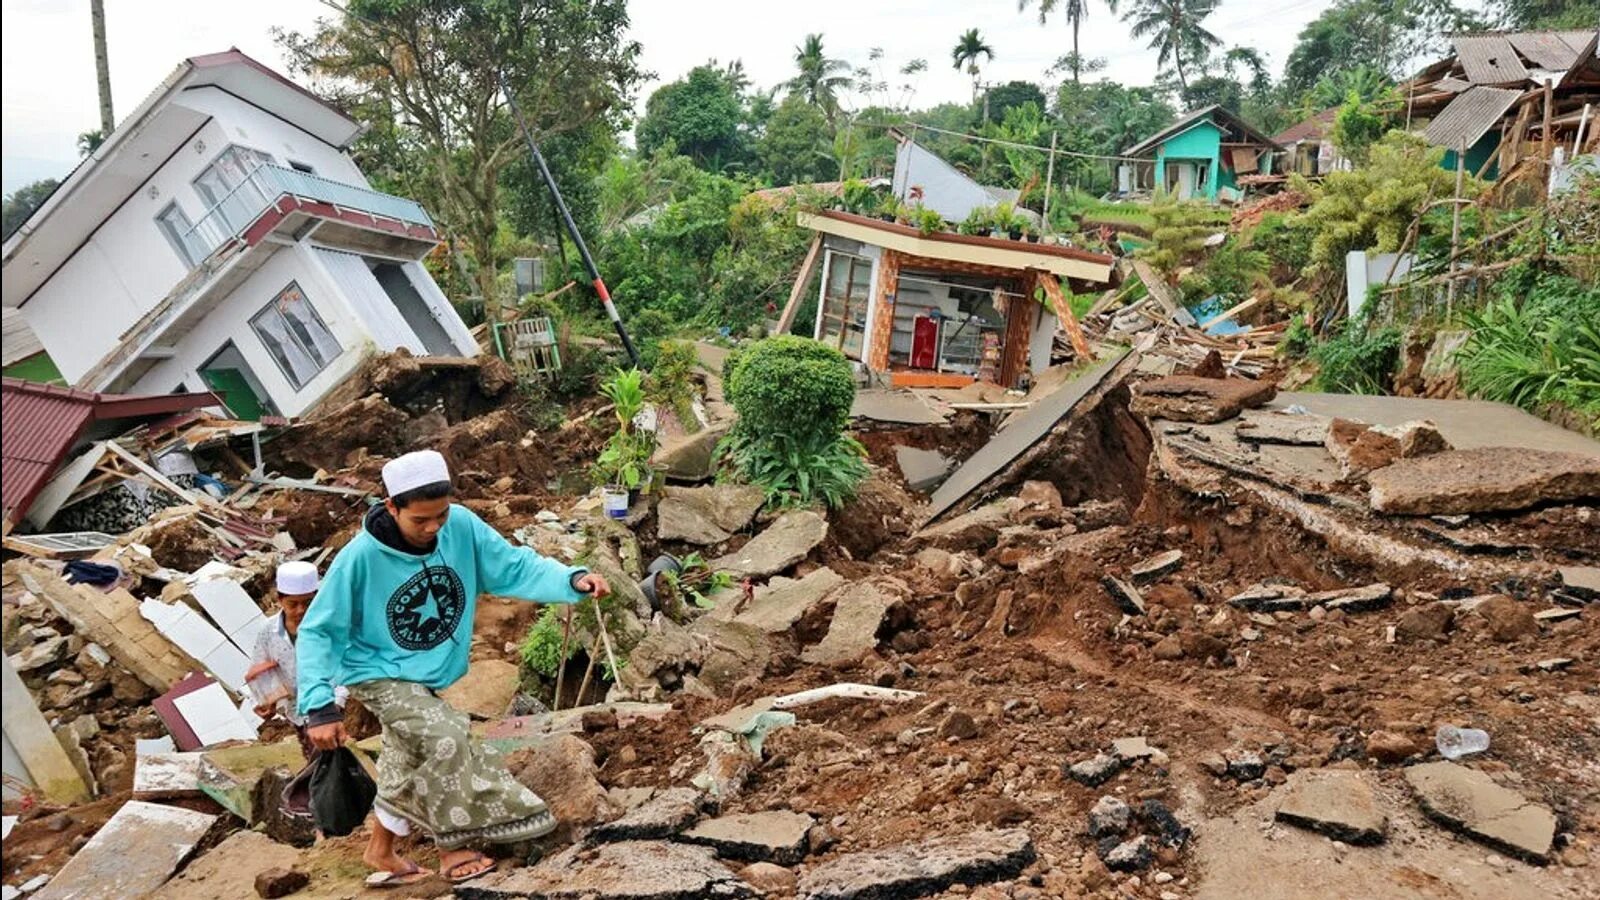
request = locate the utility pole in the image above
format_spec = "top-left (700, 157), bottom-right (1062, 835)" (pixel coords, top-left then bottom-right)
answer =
top-left (91, 0), bottom-right (114, 136)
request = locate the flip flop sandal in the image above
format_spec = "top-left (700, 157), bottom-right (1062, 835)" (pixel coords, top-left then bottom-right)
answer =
top-left (443, 852), bottom-right (496, 885)
top-left (365, 861), bottom-right (429, 888)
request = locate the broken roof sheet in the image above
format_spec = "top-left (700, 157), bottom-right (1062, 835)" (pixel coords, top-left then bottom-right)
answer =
top-left (1453, 34), bottom-right (1531, 84)
top-left (1508, 31), bottom-right (1586, 70)
top-left (1423, 86), bottom-right (1525, 151)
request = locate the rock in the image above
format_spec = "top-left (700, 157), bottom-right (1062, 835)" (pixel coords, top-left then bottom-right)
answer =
top-left (1191, 349), bottom-right (1226, 378)
top-left (1151, 634), bottom-right (1184, 660)
top-left (1102, 576), bottom-right (1147, 616)
top-left (1087, 796), bottom-right (1132, 837)
top-left (1533, 608), bottom-right (1581, 624)
top-left (1365, 730), bottom-right (1421, 764)
top-left (914, 548), bottom-right (960, 577)
top-left (657, 426), bottom-right (730, 484)
top-left (1179, 631), bottom-right (1229, 661)
top-left (253, 867), bottom-right (309, 898)
top-left (1138, 800), bottom-right (1191, 847)
top-left (1274, 769), bottom-right (1389, 845)
top-left (590, 787), bottom-right (713, 843)
top-left (1197, 752), bottom-right (1229, 778)
top-left (1367, 448), bottom-right (1600, 515)
top-left (1324, 418), bottom-right (1401, 478)
top-left (1017, 480), bottom-right (1063, 509)
top-left (1234, 410), bottom-right (1332, 446)
top-left (1067, 753), bottom-right (1126, 787)
top-left (711, 510), bottom-right (828, 580)
top-left (896, 446), bottom-right (953, 493)
top-left (659, 484), bottom-right (768, 545)
top-left (1469, 595), bottom-right (1538, 642)
top-left (938, 711), bottom-right (980, 741)
top-left (507, 735), bottom-right (614, 832)
top-left (1111, 737), bottom-right (1158, 761)
top-left (801, 582), bottom-right (895, 666)
top-left (1396, 603), bottom-right (1455, 642)
top-left (1102, 835), bottom-right (1154, 872)
top-left (1130, 376), bottom-right (1277, 424)
top-left (439, 658), bottom-right (521, 720)
top-left (917, 503), bottom-right (1009, 552)
top-left (1227, 582), bottom-right (1307, 612)
top-left (12, 636), bottom-right (67, 672)
top-left (1379, 419), bottom-right (1451, 458)
top-left (796, 829), bottom-right (1035, 900)
top-left (459, 840), bottom-right (752, 899)
top-left (740, 862), bottom-right (797, 895)
top-left (1130, 550), bottom-right (1183, 584)
top-left (658, 499), bottom-right (733, 545)
top-left (1303, 583), bottom-right (1393, 614)
top-left (722, 568), bottom-right (844, 634)
top-left (680, 809), bottom-right (815, 865)
top-left (1404, 762), bottom-right (1557, 864)
top-left (1226, 751), bottom-right (1266, 782)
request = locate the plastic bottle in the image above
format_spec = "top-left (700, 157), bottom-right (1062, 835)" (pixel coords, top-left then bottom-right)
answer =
top-left (1435, 725), bottom-right (1490, 760)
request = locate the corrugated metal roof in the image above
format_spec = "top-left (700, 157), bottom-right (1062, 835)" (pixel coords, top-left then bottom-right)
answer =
top-left (1272, 107), bottom-right (1338, 145)
top-left (1509, 31), bottom-right (1584, 70)
top-left (1, 378), bottom-right (220, 527)
top-left (1423, 86), bottom-right (1525, 151)
top-left (1454, 34), bottom-right (1530, 84)
top-left (1556, 29), bottom-right (1599, 56)
top-left (1434, 76), bottom-right (1474, 93)
top-left (1, 308), bottom-right (43, 366)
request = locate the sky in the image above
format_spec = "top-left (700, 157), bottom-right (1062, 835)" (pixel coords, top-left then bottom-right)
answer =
top-left (0, 0), bottom-right (1350, 195)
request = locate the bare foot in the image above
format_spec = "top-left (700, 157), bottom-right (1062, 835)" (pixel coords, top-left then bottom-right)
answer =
top-left (362, 845), bottom-right (430, 877)
top-left (439, 848), bottom-right (494, 882)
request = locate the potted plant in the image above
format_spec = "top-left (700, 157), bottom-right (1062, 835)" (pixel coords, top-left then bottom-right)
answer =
top-left (876, 193), bottom-right (901, 223)
top-left (993, 202), bottom-right (1023, 240)
top-left (841, 179), bottom-right (875, 216)
top-left (913, 206), bottom-right (945, 236)
top-left (590, 368), bottom-right (657, 517)
top-left (959, 207), bottom-right (989, 236)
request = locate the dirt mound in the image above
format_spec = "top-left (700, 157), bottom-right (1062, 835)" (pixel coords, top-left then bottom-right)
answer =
top-left (142, 515), bottom-right (221, 572)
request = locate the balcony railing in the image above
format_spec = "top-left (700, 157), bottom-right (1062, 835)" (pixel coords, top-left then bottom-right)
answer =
top-left (179, 164), bottom-right (435, 264)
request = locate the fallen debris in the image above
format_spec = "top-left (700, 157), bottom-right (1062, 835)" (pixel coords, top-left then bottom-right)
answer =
top-left (1130, 376), bottom-right (1277, 424)
top-left (589, 788), bottom-right (714, 843)
top-left (1274, 769), bottom-right (1389, 845)
top-left (800, 583), bottom-right (896, 666)
top-left (1367, 447), bottom-right (1600, 515)
top-left (796, 828), bottom-right (1035, 900)
top-left (1101, 576), bottom-right (1147, 616)
top-left (679, 809), bottom-right (815, 865)
top-left (459, 840), bottom-right (752, 900)
top-left (1129, 550), bottom-right (1183, 584)
top-left (1404, 762), bottom-right (1556, 864)
top-left (33, 801), bottom-right (216, 900)
top-left (711, 510), bottom-right (828, 580)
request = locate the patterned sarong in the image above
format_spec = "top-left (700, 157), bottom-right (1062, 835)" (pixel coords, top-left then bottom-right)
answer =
top-left (347, 679), bottom-right (555, 849)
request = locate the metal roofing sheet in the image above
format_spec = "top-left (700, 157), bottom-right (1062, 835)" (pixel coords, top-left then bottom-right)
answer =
top-left (1509, 31), bottom-right (1583, 69)
top-left (1434, 76), bottom-right (1474, 93)
top-left (1454, 34), bottom-right (1530, 84)
top-left (1423, 86), bottom-right (1525, 151)
top-left (1556, 29), bottom-right (1600, 56)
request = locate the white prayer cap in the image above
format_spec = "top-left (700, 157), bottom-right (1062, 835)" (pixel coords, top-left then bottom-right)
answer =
top-left (382, 449), bottom-right (452, 496)
top-left (276, 561), bottom-right (320, 595)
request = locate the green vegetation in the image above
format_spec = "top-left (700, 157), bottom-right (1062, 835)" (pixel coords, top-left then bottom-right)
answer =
top-left (1457, 268), bottom-right (1600, 426)
top-left (647, 340), bottom-right (701, 432)
top-left (519, 606), bottom-right (571, 679)
top-left (590, 368), bottom-right (657, 490)
top-left (1310, 323), bottom-right (1403, 395)
top-left (658, 553), bottom-right (734, 619)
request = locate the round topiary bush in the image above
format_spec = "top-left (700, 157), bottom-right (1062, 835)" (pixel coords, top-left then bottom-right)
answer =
top-left (725, 335), bottom-right (856, 442)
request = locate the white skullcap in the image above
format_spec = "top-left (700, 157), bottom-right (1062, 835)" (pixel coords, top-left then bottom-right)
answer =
top-left (276, 560), bottom-right (320, 595)
top-left (382, 449), bottom-right (452, 496)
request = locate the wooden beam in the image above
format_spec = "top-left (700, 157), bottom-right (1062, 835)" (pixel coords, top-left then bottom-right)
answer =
top-left (1034, 271), bottom-right (1094, 360)
top-left (776, 235), bottom-right (823, 335)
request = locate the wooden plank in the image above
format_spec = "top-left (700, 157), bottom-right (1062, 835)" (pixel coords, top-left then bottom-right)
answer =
top-left (1199, 296), bottom-right (1263, 329)
top-left (1130, 259), bottom-right (1196, 326)
top-left (102, 442), bottom-right (218, 511)
top-left (776, 234), bottom-right (823, 335)
top-left (1035, 271), bottom-right (1094, 360)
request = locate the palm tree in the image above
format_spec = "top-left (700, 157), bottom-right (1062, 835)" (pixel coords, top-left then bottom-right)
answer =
top-left (786, 34), bottom-right (852, 125)
top-left (1122, 0), bottom-right (1222, 92)
top-left (1020, 0), bottom-right (1119, 84)
top-left (952, 29), bottom-right (995, 103)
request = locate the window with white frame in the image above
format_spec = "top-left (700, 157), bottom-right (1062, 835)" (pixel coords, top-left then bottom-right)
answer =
top-left (249, 282), bottom-right (342, 389)
top-left (155, 203), bottom-right (206, 267)
top-left (195, 145), bottom-right (276, 235)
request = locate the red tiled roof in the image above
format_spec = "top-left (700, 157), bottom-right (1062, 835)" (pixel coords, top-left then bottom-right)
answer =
top-left (1273, 107), bottom-right (1339, 145)
top-left (1, 378), bottom-right (221, 527)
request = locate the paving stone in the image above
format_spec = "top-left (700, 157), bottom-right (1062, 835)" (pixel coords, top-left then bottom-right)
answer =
top-left (34, 801), bottom-right (216, 900)
top-left (1087, 796), bottom-right (1132, 837)
top-left (459, 840), bottom-right (753, 899)
top-left (1101, 835), bottom-right (1154, 872)
top-left (1066, 753), bottom-right (1126, 787)
top-left (801, 583), bottom-right (894, 666)
top-left (711, 511), bottom-right (828, 580)
top-left (590, 787), bottom-right (714, 843)
top-left (1130, 550), bottom-right (1183, 584)
top-left (797, 828), bottom-right (1035, 900)
top-left (1274, 769), bottom-right (1389, 845)
top-left (679, 810), bottom-right (815, 865)
top-left (1404, 762), bottom-right (1557, 864)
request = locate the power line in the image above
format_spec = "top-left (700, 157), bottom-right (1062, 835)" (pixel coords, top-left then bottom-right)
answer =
top-left (871, 120), bottom-right (1146, 164)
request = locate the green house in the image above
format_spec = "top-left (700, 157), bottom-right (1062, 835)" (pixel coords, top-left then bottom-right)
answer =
top-left (1122, 105), bottom-right (1283, 203)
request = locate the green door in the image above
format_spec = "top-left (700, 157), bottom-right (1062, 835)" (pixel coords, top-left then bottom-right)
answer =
top-left (200, 367), bottom-right (266, 420)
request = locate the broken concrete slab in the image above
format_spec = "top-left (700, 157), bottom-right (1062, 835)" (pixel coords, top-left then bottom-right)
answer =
top-left (35, 801), bottom-right (216, 900)
top-left (1111, 736), bottom-right (1159, 761)
top-left (1101, 577), bottom-right (1147, 616)
top-left (1130, 550), bottom-right (1183, 584)
top-left (1101, 835), bottom-right (1153, 872)
top-left (800, 582), bottom-right (894, 666)
top-left (926, 349), bottom-right (1131, 522)
top-left (14, 563), bottom-right (195, 691)
top-left (439, 658), bottom-right (521, 720)
top-left (1234, 409), bottom-right (1332, 446)
top-left (797, 828), bottom-right (1035, 900)
top-left (658, 499), bottom-right (734, 545)
top-left (133, 751), bottom-right (206, 799)
top-left (690, 617), bottom-right (772, 694)
top-left (1087, 796), bottom-right (1132, 838)
top-left (1325, 418), bottom-right (1402, 478)
top-left (1227, 582), bottom-right (1307, 612)
top-left (1130, 376), bottom-right (1277, 424)
top-left (1066, 752), bottom-right (1127, 786)
top-left (679, 809), bottom-right (815, 865)
top-left (895, 445), bottom-right (953, 493)
top-left (590, 787), bottom-right (714, 843)
top-left (1367, 447), bottom-right (1600, 515)
top-left (1304, 582), bottom-right (1394, 613)
top-left (1533, 608), bottom-right (1581, 624)
top-left (1557, 565), bottom-right (1600, 602)
top-left (719, 568), bottom-right (844, 634)
top-left (458, 840), bottom-right (752, 900)
top-left (149, 830), bottom-right (304, 900)
top-left (506, 734), bottom-right (615, 832)
top-left (1274, 769), bottom-right (1388, 845)
top-left (914, 503), bottom-right (1008, 551)
top-left (658, 485), bottom-right (767, 545)
top-left (1404, 762), bottom-right (1557, 864)
top-left (1, 654), bottom-right (91, 805)
top-left (195, 738), bottom-right (307, 823)
top-left (711, 510), bottom-right (828, 580)
top-left (851, 389), bottom-right (947, 425)
top-left (657, 425), bottom-right (729, 484)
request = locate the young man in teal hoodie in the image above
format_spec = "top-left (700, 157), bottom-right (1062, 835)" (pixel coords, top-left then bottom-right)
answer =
top-left (297, 449), bottom-right (609, 885)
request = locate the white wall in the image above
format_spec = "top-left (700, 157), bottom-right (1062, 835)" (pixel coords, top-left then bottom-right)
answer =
top-left (893, 141), bottom-right (995, 225)
top-left (19, 89), bottom-right (371, 383)
top-left (1029, 306), bottom-right (1058, 375)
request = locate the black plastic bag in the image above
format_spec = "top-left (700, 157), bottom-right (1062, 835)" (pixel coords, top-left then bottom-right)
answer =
top-left (299, 747), bottom-right (376, 837)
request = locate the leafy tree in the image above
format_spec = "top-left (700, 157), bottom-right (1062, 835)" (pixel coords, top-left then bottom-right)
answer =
top-left (983, 80), bottom-right (1047, 124)
top-left (1330, 89), bottom-right (1393, 164)
top-left (1294, 130), bottom-right (1466, 274)
top-left (1139, 192), bottom-right (1217, 284)
top-left (501, 117), bottom-right (618, 268)
top-left (2, 178), bottom-right (59, 240)
top-left (1496, 0), bottom-right (1600, 28)
top-left (1021, 0), bottom-right (1121, 84)
top-left (636, 65), bottom-right (753, 173)
top-left (1222, 47), bottom-right (1271, 99)
top-left (1181, 75), bottom-right (1243, 113)
top-left (1309, 65), bottom-right (1393, 110)
top-left (277, 0), bottom-right (643, 319)
top-left (1282, 0), bottom-right (1482, 95)
top-left (709, 195), bottom-right (816, 328)
top-left (1056, 79), bottom-right (1175, 159)
top-left (786, 34), bottom-right (852, 126)
top-left (760, 95), bottom-right (836, 186)
top-left (1122, 0), bottom-right (1222, 91)
top-left (951, 29), bottom-right (996, 102)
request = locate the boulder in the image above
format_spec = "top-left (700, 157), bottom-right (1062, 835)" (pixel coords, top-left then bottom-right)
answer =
top-left (796, 829), bottom-right (1035, 900)
top-left (506, 735), bottom-right (614, 832)
top-left (1468, 595), bottom-right (1538, 643)
top-left (1404, 762), bottom-right (1556, 864)
top-left (711, 511), bottom-right (828, 580)
top-left (1395, 602), bottom-right (1455, 642)
top-left (1274, 769), bottom-right (1388, 845)
top-left (1368, 447), bottom-right (1600, 515)
top-left (439, 658), bottom-right (521, 720)
top-left (1130, 376), bottom-right (1277, 424)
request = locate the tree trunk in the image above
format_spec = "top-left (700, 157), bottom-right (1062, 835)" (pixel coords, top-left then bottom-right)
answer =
top-left (1174, 48), bottom-right (1188, 93)
top-left (90, 0), bottom-right (114, 136)
top-left (1072, 21), bottom-right (1081, 84)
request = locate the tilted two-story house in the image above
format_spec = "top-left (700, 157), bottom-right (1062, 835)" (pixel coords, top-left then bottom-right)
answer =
top-left (1, 50), bottom-right (477, 419)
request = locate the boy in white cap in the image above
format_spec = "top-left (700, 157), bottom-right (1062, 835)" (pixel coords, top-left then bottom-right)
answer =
top-left (295, 449), bottom-right (609, 886)
top-left (247, 561), bottom-right (344, 758)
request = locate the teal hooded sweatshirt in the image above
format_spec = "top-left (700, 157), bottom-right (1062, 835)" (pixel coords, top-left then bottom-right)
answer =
top-left (295, 503), bottom-right (586, 719)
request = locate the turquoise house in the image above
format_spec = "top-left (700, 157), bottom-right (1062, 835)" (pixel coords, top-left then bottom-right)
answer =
top-left (1123, 105), bottom-right (1283, 203)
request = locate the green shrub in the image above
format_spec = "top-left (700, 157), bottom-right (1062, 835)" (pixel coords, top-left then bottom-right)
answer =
top-left (1310, 324), bottom-right (1402, 394)
top-left (629, 309), bottom-right (674, 370)
top-left (548, 336), bottom-right (607, 402)
top-left (720, 429), bottom-right (869, 510)
top-left (1246, 213), bottom-right (1313, 274)
top-left (1457, 268), bottom-right (1600, 422)
top-left (519, 606), bottom-right (571, 678)
top-left (649, 339), bottom-right (700, 432)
